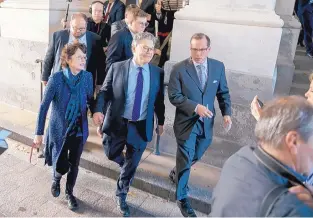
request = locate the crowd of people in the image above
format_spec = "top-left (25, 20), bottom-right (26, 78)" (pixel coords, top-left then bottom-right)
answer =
top-left (29, 0), bottom-right (313, 217)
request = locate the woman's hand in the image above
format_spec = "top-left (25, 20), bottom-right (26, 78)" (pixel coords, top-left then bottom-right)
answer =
top-left (33, 135), bottom-right (43, 148)
top-left (251, 95), bottom-right (262, 121)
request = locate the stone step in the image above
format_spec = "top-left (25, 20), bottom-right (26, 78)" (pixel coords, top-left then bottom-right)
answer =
top-left (292, 69), bottom-right (311, 86)
top-left (294, 54), bottom-right (313, 72)
top-left (0, 103), bottom-right (223, 215)
top-left (290, 86), bottom-right (307, 96)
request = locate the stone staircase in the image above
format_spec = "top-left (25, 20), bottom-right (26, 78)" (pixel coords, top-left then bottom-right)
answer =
top-left (290, 46), bottom-right (313, 95)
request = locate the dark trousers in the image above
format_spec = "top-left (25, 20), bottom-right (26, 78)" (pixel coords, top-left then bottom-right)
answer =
top-left (158, 35), bottom-right (169, 68)
top-left (53, 135), bottom-right (83, 195)
top-left (303, 4), bottom-right (313, 54)
top-left (102, 120), bottom-right (147, 197)
top-left (175, 121), bottom-right (212, 200)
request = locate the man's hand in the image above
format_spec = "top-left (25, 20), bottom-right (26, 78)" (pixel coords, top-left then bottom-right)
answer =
top-left (93, 112), bottom-right (104, 126)
top-left (289, 185), bottom-right (313, 208)
top-left (61, 18), bottom-right (68, 29)
top-left (96, 126), bottom-right (103, 138)
top-left (103, 47), bottom-right (108, 53)
top-left (33, 135), bottom-right (43, 148)
top-left (156, 125), bottom-right (164, 136)
top-left (42, 81), bottom-right (48, 86)
top-left (223, 115), bottom-right (232, 132)
top-left (196, 104), bottom-right (213, 118)
top-left (251, 95), bottom-right (262, 121)
top-left (155, 0), bottom-right (161, 13)
top-left (154, 49), bottom-right (161, 56)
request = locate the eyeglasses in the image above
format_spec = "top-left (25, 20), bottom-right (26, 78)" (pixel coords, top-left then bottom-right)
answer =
top-left (72, 26), bottom-right (86, 32)
top-left (137, 21), bottom-right (149, 27)
top-left (190, 48), bottom-right (208, 53)
top-left (74, 56), bottom-right (87, 61)
top-left (141, 45), bottom-right (154, 53)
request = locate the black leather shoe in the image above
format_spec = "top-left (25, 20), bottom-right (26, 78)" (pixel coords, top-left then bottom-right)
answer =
top-left (177, 198), bottom-right (197, 217)
top-left (66, 194), bottom-right (79, 211)
top-left (169, 169), bottom-right (176, 184)
top-left (115, 196), bottom-right (130, 217)
top-left (51, 181), bottom-right (60, 198)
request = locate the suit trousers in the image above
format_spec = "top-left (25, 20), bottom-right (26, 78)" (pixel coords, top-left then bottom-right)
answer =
top-left (53, 135), bottom-right (83, 195)
top-left (102, 120), bottom-right (148, 197)
top-left (303, 4), bottom-right (313, 54)
top-left (175, 120), bottom-right (212, 200)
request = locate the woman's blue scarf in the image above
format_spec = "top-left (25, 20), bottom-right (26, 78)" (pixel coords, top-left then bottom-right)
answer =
top-left (62, 68), bottom-right (83, 133)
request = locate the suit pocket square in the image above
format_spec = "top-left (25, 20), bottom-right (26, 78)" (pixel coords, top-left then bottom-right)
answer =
top-left (213, 80), bottom-right (218, 84)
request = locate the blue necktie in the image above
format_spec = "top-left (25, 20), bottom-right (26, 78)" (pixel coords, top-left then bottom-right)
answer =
top-left (132, 67), bottom-right (143, 121)
top-left (196, 64), bottom-right (206, 90)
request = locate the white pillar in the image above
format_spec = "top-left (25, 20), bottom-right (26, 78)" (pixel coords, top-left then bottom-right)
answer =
top-left (163, 0), bottom-right (284, 150)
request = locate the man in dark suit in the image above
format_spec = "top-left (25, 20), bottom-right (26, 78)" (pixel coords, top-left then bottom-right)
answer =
top-left (103, 0), bottom-right (125, 25)
top-left (125, 0), bottom-right (157, 34)
top-left (42, 13), bottom-right (106, 89)
top-left (93, 32), bottom-right (165, 217)
top-left (111, 4), bottom-right (139, 36)
top-left (106, 9), bottom-right (148, 72)
top-left (168, 33), bottom-right (232, 217)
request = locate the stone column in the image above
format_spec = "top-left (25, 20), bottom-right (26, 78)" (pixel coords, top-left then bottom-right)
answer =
top-left (159, 0), bottom-right (284, 167)
top-left (0, 0), bottom-right (93, 112)
top-left (274, 0), bottom-right (301, 95)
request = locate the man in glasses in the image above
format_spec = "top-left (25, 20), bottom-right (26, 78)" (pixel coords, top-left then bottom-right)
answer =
top-left (42, 13), bottom-right (105, 92)
top-left (168, 33), bottom-right (232, 217)
top-left (106, 8), bottom-right (149, 72)
top-left (93, 32), bottom-right (165, 217)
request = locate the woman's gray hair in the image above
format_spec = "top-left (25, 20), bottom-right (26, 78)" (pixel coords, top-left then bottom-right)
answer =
top-left (255, 96), bottom-right (313, 149)
top-left (132, 32), bottom-right (157, 47)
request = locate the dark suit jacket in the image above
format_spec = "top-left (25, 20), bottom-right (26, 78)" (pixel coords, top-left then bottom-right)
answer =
top-left (105, 28), bottom-right (133, 72)
top-left (125, 0), bottom-right (157, 34)
top-left (94, 59), bottom-right (165, 142)
top-left (168, 58), bottom-right (231, 141)
top-left (104, 0), bottom-right (125, 25)
top-left (111, 19), bottom-right (127, 36)
top-left (42, 30), bottom-right (106, 86)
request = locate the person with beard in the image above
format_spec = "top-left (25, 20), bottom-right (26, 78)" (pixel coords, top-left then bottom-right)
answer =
top-left (42, 13), bottom-right (105, 91)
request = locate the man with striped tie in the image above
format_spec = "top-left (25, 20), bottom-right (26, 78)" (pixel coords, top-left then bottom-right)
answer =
top-left (93, 32), bottom-right (165, 217)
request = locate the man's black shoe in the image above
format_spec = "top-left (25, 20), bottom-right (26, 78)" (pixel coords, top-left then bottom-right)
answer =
top-left (169, 169), bottom-right (176, 184)
top-left (51, 181), bottom-right (60, 197)
top-left (66, 194), bottom-right (79, 211)
top-left (115, 196), bottom-right (130, 217)
top-left (177, 198), bottom-right (197, 217)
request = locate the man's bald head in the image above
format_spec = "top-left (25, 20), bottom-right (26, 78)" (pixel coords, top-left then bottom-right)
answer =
top-left (70, 13), bottom-right (87, 38)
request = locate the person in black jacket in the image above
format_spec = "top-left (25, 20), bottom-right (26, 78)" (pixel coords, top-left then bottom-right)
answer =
top-left (103, 0), bottom-right (125, 25)
top-left (105, 9), bottom-right (149, 72)
top-left (43, 13), bottom-right (105, 91)
top-left (155, 0), bottom-right (176, 67)
top-left (88, 1), bottom-right (111, 53)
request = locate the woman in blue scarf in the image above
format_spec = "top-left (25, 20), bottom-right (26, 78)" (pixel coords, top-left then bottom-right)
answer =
top-left (33, 43), bottom-right (94, 211)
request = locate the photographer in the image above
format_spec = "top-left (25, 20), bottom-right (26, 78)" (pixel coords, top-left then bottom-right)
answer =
top-left (210, 96), bottom-right (313, 216)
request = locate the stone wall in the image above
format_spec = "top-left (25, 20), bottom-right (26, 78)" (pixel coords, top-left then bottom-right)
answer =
top-left (0, 0), bottom-right (93, 112)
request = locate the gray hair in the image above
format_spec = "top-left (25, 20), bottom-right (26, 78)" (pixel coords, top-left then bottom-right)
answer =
top-left (190, 33), bottom-right (211, 47)
top-left (255, 96), bottom-right (313, 149)
top-left (132, 32), bottom-right (157, 47)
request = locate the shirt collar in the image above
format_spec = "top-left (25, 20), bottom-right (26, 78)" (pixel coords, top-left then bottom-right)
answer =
top-left (192, 58), bottom-right (207, 69)
top-left (132, 58), bottom-right (149, 72)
